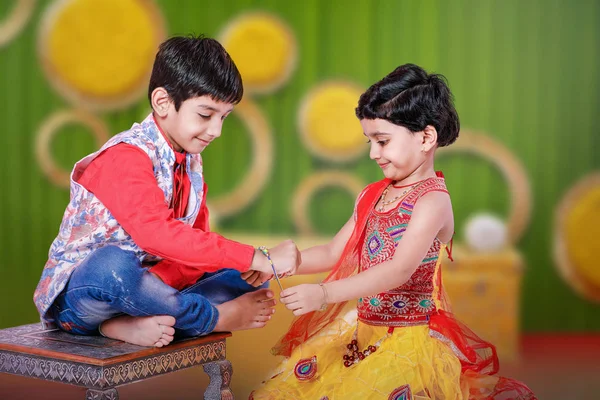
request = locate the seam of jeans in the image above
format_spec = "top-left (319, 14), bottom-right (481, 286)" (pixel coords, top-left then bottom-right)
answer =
top-left (205, 304), bottom-right (219, 334)
top-left (61, 286), bottom-right (155, 319)
top-left (180, 269), bottom-right (232, 294)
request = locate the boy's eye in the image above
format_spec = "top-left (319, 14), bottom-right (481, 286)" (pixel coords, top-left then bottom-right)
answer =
top-left (378, 140), bottom-right (388, 146)
top-left (366, 139), bottom-right (371, 144)
top-left (198, 113), bottom-right (210, 119)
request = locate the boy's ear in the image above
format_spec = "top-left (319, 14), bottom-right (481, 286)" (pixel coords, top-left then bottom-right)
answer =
top-left (151, 87), bottom-right (172, 117)
top-left (422, 125), bottom-right (438, 152)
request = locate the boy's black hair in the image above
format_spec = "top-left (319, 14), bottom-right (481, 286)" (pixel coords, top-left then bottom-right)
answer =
top-left (148, 35), bottom-right (243, 110)
top-left (356, 64), bottom-right (459, 147)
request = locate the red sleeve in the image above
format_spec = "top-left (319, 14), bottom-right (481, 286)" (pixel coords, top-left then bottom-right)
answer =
top-left (77, 144), bottom-right (254, 278)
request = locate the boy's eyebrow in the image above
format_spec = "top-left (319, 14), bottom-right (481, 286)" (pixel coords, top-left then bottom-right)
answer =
top-left (198, 104), bottom-right (234, 113)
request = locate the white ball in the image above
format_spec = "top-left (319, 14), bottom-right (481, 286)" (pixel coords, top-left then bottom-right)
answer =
top-left (464, 213), bottom-right (508, 252)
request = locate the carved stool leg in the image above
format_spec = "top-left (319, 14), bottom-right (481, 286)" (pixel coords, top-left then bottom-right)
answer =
top-left (202, 360), bottom-right (233, 400)
top-left (86, 387), bottom-right (119, 400)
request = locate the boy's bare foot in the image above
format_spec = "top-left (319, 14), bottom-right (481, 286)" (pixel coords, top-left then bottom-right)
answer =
top-left (213, 289), bottom-right (276, 332)
top-left (100, 315), bottom-right (176, 347)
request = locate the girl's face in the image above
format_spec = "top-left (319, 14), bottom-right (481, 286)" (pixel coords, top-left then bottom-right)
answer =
top-left (361, 118), bottom-right (428, 182)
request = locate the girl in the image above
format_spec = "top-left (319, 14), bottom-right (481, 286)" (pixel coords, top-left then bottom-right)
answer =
top-left (251, 64), bottom-right (536, 399)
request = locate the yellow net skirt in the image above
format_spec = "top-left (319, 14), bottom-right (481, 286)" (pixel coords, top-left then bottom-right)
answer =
top-left (251, 311), bottom-right (471, 399)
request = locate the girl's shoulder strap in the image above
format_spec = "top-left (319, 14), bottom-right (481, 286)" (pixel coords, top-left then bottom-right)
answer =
top-left (400, 173), bottom-right (449, 212)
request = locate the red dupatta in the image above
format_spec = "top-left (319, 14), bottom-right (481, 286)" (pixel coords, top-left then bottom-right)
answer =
top-left (271, 176), bottom-right (498, 374)
top-left (271, 174), bottom-right (536, 398)
top-left (271, 178), bottom-right (391, 357)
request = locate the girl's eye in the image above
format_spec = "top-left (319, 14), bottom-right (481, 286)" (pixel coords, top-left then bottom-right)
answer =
top-left (366, 139), bottom-right (371, 144)
top-left (198, 114), bottom-right (210, 119)
top-left (378, 140), bottom-right (388, 146)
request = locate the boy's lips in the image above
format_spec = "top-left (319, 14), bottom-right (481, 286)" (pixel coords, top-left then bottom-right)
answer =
top-left (378, 162), bottom-right (389, 169)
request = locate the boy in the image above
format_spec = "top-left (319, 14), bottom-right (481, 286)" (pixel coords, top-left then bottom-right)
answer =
top-left (33, 35), bottom-right (299, 347)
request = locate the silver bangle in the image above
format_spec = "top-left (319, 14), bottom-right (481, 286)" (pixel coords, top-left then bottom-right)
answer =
top-left (318, 283), bottom-right (328, 312)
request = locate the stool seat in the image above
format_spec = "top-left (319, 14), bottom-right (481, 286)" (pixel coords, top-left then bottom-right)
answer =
top-left (0, 323), bottom-right (233, 399)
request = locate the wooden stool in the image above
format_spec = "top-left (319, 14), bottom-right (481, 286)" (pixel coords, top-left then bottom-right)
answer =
top-left (0, 323), bottom-right (233, 399)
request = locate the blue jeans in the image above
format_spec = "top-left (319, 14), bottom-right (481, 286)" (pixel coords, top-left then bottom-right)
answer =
top-left (50, 246), bottom-right (266, 338)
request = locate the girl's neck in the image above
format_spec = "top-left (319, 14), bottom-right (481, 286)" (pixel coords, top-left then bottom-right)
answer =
top-left (392, 165), bottom-right (436, 187)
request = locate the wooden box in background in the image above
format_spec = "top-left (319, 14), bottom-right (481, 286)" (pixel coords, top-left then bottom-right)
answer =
top-left (441, 244), bottom-right (523, 363)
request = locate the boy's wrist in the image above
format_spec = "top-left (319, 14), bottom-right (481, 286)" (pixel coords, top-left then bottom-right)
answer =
top-left (250, 248), bottom-right (270, 273)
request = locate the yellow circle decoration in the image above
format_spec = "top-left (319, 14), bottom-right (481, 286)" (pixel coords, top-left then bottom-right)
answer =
top-left (36, 110), bottom-right (110, 188)
top-left (220, 12), bottom-right (297, 95)
top-left (206, 98), bottom-right (273, 220)
top-left (0, 0), bottom-right (35, 48)
top-left (554, 172), bottom-right (600, 302)
top-left (292, 171), bottom-right (365, 235)
top-left (38, 0), bottom-right (166, 110)
top-left (437, 132), bottom-right (532, 244)
top-left (298, 82), bottom-right (366, 163)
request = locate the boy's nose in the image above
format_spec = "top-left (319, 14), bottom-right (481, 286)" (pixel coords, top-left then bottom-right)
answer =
top-left (207, 120), bottom-right (223, 139)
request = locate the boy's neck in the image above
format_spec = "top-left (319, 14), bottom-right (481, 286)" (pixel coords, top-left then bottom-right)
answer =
top-left (152, 112), bottom-right (185, 154)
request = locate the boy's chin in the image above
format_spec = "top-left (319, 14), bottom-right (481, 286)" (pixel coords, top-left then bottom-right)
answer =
top-left (185, 143), bottom-right (207, 154)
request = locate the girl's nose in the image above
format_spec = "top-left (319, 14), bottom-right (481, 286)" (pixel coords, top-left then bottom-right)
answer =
top-left (369, 145), bottom-right (380, 160)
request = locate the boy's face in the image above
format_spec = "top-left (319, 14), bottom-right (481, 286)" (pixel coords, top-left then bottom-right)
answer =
top-left (160, 95), bottom-right (234, 154)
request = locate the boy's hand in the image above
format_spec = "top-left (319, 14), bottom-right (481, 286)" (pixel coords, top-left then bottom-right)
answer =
top-left (268, 240), bottom-right (301, 276)
top-left (241, 270), bottom-right (273, 287)
top-left (280, 284), bottom-right (325, 316)
top-left (250, 239), bottom-right (301, 276)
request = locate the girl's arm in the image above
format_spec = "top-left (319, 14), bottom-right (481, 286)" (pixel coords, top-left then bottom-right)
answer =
top-left (294, 216), bottom-right (356, 275)
top-left (280, 191), bottom-right (451, 315)
top-left (242, 211), bottom-right (355, 286)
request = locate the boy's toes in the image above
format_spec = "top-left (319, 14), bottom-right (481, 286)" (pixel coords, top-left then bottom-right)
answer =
top-left (255, 315), bottom-right (271, 323)
top-left (252, 289), bottom-right (274, 301)
top-left (156, 315), bottom-right (176, 326)
top-left (162, 325), bottom-right (175, 336)
top-left (265, 299), bottom-right (277, 307)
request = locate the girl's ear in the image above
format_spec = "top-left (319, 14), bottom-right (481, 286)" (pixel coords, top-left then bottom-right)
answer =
top-left (151, 87), bottom-right (172, 117)
top-left (422, 125), bottom-right (438, 152)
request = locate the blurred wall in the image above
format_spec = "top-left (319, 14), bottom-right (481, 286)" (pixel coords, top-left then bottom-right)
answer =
top-left (0, 0), bottom-right (598, 337)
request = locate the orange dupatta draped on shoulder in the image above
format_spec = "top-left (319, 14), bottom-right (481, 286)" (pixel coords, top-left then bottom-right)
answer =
top-left (271, 179), bottom-right (391, 357)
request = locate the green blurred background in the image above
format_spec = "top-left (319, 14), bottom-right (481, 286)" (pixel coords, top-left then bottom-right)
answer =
top-left (0, 0), bottom-right (598, 338)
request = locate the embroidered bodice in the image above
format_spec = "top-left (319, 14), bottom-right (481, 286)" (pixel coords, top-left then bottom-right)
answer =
top-left (357, 177), bottom-right (448, 326)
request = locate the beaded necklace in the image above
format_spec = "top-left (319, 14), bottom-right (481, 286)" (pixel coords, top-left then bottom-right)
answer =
top-left (377, 179), bottom-right (424, 212)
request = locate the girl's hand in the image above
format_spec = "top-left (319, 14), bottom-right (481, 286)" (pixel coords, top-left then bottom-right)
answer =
top-left (280, 284), bottom-right (326, 316)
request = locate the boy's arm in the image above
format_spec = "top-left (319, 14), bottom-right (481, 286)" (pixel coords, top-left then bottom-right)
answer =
top-left (294, 215), bottom-right (355, 275)
top-left (78, 144), bottom-right (289, 275)
top-left (280, 191), bottom-right (451, 315)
